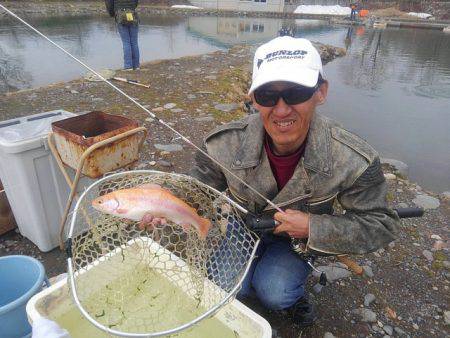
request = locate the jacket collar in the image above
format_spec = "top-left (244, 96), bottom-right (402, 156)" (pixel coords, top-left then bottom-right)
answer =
top-left (303, 115), bottom-right (333, 177)
top-left (230, 114), bottom-right (265, 169)
top-left (231, 113), bottom-right (333, 177)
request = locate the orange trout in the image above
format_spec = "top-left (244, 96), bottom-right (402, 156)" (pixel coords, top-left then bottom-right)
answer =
top-left (91, 184), bottom-right (211, 239)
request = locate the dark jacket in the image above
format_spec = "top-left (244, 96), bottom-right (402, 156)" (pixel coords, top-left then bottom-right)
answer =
top-left (114, 0), bottom-right (138, 11)
top-left (190, 113), bottom-right (399, 255)
top-left (106, 0), bottom-right (138, 17)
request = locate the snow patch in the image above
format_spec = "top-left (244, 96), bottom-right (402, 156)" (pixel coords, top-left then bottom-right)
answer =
top-left (171, 5), bottom-right (202, 10)
top-left (294, 5), bottom-right (351, 16)
top-left (407, 12), bottom-right (433, 19)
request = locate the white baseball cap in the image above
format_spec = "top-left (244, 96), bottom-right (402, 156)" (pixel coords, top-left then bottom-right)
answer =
top-left (248, 37), bottom-right (324, 94)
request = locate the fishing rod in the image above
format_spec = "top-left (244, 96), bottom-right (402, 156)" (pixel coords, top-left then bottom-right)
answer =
top-left (0, 4), bottom-right (284, 214)
top-left (1, 5), bottom-right (415, 273)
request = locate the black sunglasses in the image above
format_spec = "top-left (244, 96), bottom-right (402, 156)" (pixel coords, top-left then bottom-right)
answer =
top-left (254, 80), bottom-right (322, 107)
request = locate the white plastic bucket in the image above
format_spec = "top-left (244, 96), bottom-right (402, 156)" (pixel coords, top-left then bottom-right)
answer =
top-left (0, 110), bottom-right (75, 251)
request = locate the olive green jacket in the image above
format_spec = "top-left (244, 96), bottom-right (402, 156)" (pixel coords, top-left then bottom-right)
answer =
top-left (190, 113), bottom-right (399, 255)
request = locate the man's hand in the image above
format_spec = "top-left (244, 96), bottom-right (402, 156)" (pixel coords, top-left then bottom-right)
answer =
top-left (273, 209), bottom-right (310, 239)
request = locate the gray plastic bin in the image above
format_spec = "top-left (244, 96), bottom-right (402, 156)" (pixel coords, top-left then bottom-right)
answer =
top-left (0, 110), bottom-right (76, 251)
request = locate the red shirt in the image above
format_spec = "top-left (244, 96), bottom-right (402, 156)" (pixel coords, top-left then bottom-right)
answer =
top-left (264, 135), bottom-right (306, 190)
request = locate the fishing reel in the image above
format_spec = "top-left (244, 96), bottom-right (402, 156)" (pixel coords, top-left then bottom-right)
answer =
top-left (246, 212), bottom-right (326, 258)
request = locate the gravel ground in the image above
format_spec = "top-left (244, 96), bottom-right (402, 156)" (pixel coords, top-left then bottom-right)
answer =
top-left (0, 42), bottom-right (448, 338)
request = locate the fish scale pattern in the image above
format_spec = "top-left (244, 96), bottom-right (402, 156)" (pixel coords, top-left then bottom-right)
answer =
top-left (68, 170), bottom-right (259, 336)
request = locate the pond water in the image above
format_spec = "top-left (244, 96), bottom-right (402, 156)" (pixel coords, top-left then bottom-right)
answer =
top-left (1, 14), bottom-right (449, 192)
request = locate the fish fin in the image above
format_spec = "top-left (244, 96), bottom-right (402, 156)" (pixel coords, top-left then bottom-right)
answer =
top-left (116, 208), bottom-right (128, 214)
top-left (197, 217), bottom-right (212, 240)
top-left (137, 183), bottom-right (163, 190)
top-left (181, 223), bottom-right (191, 232)
top-left (139, 213), bottom-right (155, 230)
top-left (137, 183), bottom-right (172, 194)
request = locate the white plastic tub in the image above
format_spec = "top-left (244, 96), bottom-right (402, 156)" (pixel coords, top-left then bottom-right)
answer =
top-left (27, 279), bottom-right (271, 337)
top-left (27, 237), bottom-right (272, 337)
top-left (0, 110), bottom-right (75, 251)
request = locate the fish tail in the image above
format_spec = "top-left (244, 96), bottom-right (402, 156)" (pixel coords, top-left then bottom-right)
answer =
top-left (198, 217), bottom-right (212, 240)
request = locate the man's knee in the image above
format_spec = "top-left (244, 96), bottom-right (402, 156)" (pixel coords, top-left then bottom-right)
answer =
top-left (252, 276), bottom-right (305, 310)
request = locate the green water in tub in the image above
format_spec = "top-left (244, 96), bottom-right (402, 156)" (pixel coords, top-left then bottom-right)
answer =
top-left (51, 265), bottom-right (239, 337)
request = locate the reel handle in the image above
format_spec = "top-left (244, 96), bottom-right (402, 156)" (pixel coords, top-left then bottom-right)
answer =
top-left (246, 214), bottom-right (277, 231)
top-left (394, 207), bottom-right (424, 218)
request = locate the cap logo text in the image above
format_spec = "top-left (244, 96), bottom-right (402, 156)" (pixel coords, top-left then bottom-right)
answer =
top-left (257, 59), bottom-right (264, 69)
top-left (264, 49), bottom-right (308, 63)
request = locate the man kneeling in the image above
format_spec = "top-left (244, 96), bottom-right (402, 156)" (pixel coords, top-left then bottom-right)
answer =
top-left (190, 37), bottom-right (399, 327)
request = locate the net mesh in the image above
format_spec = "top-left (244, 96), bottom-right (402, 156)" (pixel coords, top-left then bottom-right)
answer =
top-left (68, 170), bottom-right (259, 336)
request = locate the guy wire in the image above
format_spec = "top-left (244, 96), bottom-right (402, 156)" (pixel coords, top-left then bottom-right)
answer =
top-left (0, 4), bottom-right (284, 213)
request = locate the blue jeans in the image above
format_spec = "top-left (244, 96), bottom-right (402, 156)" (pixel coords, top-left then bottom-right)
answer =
top-left (117, 24), bottom-right (140, 69)
top-left (238, 234), bottom-right (311, 310)
top-left (208, 220), bottom-right (311, 311)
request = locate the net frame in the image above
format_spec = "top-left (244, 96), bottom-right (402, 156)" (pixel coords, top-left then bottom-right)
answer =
top-left (66, 170), bottom-right (260, 337)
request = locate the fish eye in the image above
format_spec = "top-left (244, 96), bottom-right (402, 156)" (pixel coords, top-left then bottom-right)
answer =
top-left (98, 200), bottom-right (102, 204)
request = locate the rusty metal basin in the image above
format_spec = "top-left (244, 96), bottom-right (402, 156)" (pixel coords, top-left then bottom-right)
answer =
top-left (51, 111), bottom-right (143, 178)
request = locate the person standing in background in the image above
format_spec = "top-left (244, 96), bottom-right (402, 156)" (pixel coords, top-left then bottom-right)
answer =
top-left (106, 0), bottom-right (140, 70)
top-left (350, 2), bottom-right (358, 21)
top-left (345, 26), bottom-right (354, 51)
